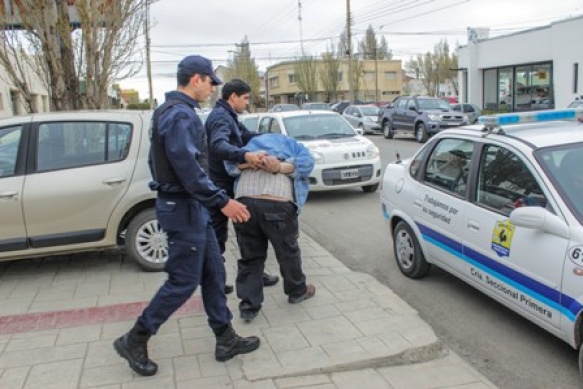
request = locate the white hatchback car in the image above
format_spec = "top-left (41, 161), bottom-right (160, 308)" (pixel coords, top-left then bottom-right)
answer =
top-left (256, 111), bottom-right (381, 192)
top-left (380, 108), bottom-right (583, 377)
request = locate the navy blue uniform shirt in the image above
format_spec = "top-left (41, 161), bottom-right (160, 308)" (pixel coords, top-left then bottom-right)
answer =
top-left (150, 91), bottom-right (229, 210)
top-left (205, 99), bottom-right (257, 186)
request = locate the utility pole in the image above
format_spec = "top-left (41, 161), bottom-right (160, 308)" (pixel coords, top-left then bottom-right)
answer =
top-left (346, 0), bottom-right (353, 103)
top-left (298, 0), bottom-right (305, 55)
top-left (145, 0), bottom-right (154, 109)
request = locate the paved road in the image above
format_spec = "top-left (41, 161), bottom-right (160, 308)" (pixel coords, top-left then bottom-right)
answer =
top-left (299, 135), bottom-right (581, 389)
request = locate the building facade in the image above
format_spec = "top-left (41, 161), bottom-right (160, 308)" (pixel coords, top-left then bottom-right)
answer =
top-left (458, 15), bottom-right (583, 112)
top-left (0, 61), bottom-right (50, 118)
top-left (265, 59), bottom-right (403, 106)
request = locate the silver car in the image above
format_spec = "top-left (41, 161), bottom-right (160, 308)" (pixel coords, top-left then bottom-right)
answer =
top-left (342, 105), bottom-right (381, 134)
top-left (451, 103), bottom-right (482, 124)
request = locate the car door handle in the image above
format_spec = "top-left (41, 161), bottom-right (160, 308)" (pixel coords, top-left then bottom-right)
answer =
top-left (0, 190), bottom-right (18, 199)
top-left (103, 178), bottom-right (126, 186)
top-left (467, 220), bottom-right (480, 231)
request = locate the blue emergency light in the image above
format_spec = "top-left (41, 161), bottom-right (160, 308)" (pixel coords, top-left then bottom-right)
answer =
top-left (478, 108), bottom-right (583, 127)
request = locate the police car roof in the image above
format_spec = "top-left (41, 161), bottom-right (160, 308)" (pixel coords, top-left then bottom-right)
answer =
top-left (442, 109), bottom-right (583, 149)
top-left (266, 110), bottom-right (339, 119)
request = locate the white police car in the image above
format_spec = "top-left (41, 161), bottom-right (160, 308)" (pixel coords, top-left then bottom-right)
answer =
top-left (256, 111), bottom-right (382, 192)
top-left (380, 109), bottom-right (583, 376)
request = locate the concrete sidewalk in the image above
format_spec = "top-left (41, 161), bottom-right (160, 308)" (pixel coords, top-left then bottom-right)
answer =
top-left (0, 230), bottom-right (497, 389)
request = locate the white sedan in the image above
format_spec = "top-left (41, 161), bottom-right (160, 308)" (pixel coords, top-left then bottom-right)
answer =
top-left (256, 111), bottom-right (381, 192)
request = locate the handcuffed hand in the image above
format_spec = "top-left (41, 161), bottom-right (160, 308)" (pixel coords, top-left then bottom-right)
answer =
top-left (221, 199), bottom-right (250, 223)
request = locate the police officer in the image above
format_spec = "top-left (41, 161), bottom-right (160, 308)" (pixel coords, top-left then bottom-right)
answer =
top-left (206, 79), bottom-right (279, 293)
top-left (113, 55), bottom-right (260, 377)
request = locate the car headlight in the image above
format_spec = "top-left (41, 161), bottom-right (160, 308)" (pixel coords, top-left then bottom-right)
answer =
top-left (366, 144), bottom-right (380, 158)
top-left (311, 151), bottom-right (325, 164)
top-left (365, 117), bottom-right (374, 122)
top-left (428, 114), bottom-right (441, 121)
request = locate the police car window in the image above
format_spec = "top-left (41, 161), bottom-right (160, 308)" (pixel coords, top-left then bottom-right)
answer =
top-left (423, 138), bottom-right (473, 196)
top-left (270, 120), bottom-right (282, 134)
top-left (0, 125), bottom-right (22, 178)
top-left (409, 145), bottom-right (429, 179)
top-left (476, 145), bottom-right (547, 215)
top-left (258, 118), bottom-right (270, 134)
top-left (37, 122), bottom-right (132, 172)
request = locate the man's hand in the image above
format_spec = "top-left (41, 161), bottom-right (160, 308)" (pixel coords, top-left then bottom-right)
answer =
top-left (221, 199), bottom-right (250, 223)
top-left (261, 155), bottom-right (281, 173)
top-left (244, 151), bottom-right (266, 169)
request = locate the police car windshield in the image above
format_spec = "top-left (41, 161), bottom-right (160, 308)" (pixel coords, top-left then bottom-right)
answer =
top-left (536, 143), bottom-right (583, 224)
top-left (283, 114), bottom-right (356, 140)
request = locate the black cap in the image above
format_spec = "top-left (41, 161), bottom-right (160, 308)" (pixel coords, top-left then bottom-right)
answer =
top-left (177, 55), bottom-right (222, 86)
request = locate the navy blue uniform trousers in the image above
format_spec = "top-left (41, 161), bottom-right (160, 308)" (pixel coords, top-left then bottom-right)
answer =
top-left (234, 198), bottom-right (307, 313)
top-left (139, 198), bottom-right (232, 333)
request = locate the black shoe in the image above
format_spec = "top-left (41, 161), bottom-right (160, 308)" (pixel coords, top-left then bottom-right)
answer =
top-left (288, 284), bottom-right (316, 304)
top-left (262, 272), bottom-right (279, 287)
top-left (215, 325), bottom-right (260, 362)
top-left (225, 284), bottom-right (234, 295)
top-left (113, 333), bottom-right (158, 376)
top-left (240, 310), bottom-right (258, 322)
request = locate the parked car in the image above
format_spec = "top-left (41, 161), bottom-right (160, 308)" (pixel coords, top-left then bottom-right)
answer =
top-left (451, 103), bottom-right (482, 124)
top-left (256, 111), bottom-right (381, 192)
top-left (379, 96), bottom-right (468, 143)
top-left (301, 102), bottom-right (330, 110)
top-left (380, 108), bottom-right (583, 378)
top-left (0, 110), bottom-right (165, 271)
top-left (342, 105), bottom-right (381, 134)
top-left (239, 113), bottom-right (264, 132)
top-left (269, 104), bottom-right (299, 112)
top-left (330, 101), bottom-right (351, 114)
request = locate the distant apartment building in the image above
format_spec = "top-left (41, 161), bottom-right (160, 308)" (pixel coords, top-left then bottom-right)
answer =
top-left (119, 89), bottom-right (141, 108)
top-left (265, 59), bottom-right (403, 106)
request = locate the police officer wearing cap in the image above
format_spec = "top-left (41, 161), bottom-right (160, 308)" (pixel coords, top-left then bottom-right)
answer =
top-left (113, 55), bottom-right (260, 377)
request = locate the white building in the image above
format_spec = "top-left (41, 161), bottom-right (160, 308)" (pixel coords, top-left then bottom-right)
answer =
top-left (0, 60), bottom-right (50, 118)
top-left (457, 15), bottom-right (583, 112)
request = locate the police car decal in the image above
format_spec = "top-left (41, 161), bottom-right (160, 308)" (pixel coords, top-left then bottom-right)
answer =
top-left (417, 222), bottom-right (583, 321)
top-left (491, 220), bottom-right (515, 257)
top-left (569, 246), bottom-right (583, 266)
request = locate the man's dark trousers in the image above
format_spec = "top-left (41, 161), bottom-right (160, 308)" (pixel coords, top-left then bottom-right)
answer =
top-left (138, 198), bottom-right (232, 333)
top-left (209, 181), bottom-right (233, 256)
top-left (234, 198), bottom-right (306, 313)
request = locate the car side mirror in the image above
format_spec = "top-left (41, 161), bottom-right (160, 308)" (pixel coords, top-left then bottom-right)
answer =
top-left (510, 207), bottom-right (569, 239)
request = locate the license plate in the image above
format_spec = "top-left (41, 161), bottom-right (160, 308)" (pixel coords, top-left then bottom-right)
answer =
top-left (340, 169), bottom-right (359, 179)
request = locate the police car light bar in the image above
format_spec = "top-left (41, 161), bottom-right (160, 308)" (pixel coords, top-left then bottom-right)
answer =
top-left (478, 108), bottom-right (583, 127)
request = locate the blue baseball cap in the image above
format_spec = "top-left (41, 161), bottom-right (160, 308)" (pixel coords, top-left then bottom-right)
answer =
top-left (178, 55), bottom-right (222, 86)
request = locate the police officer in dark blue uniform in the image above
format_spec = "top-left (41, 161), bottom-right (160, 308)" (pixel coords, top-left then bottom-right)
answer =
top-left (113, 55), bottom-right (260, 377)
top-left (206, 79), bottom-right (279, 293)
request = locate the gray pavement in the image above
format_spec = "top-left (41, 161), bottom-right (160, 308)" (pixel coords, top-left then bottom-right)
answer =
top-left (0, 230), bottom-right (497, 388)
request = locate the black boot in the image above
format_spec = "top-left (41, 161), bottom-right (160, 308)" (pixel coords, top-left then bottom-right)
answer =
top-left (225, 284), bottom-right (234, 295)
top-left (214, 324), bottom-right (260, 362)
top-left (113, 321), bottom-right (158, 376)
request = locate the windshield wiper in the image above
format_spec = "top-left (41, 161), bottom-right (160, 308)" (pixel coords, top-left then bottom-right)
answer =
top-left (317, 133), bottom-right (351, 139)
top-left (293, 135), bottom-right (315, 140)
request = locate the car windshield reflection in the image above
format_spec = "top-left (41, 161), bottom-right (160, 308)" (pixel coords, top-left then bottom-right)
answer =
top-left (283, 114), bottom-right (356, 140)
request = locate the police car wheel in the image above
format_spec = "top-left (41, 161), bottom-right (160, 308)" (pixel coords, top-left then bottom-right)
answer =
top-left (125, 208), bottom-right (167, 272)
top-left (393, 221), bottom-right (430, 278)
top-left (579, 344), bottom-right (583, 381)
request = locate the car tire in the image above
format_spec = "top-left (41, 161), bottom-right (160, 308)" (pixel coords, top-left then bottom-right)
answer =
top-left (383, 121), bottom-right (394, 139)
top-left (393, 221), bottom-right (430, 278)
top-left (358, 123), bottom-right (367, 134)
top-left (579, 343), bottom-right (583, 382)
top-left (415, 123), bottom-right (428, 143)
top-left (362, 183), bottom-right (379, 193)
top-left (125, 208), bottom-right (167, 272)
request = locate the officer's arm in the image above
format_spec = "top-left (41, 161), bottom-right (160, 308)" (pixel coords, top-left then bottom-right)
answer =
top-left (164, 114), bottom-right (229, 209)
top-left (207, 116), bottom-right (247, 163)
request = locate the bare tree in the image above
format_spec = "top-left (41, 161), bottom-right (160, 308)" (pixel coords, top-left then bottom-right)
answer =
top-left (319, 49), bottom-right (340, 102)
top-left (225, 37), bottom-right (262, 108)
top-left (358, 25), bottom-right (392, 60)
top-left (0, 0), bottom-right (146, 112)
top-left (405, 39), bottom-right (458, 97)
top-left (294, 55), bottom-right (317, 102)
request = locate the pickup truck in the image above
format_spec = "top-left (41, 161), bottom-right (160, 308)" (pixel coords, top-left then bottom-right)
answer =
top-left (379, 96), bottom-right (468, 143)
top-left (0, 110), bottom-right (166, 271)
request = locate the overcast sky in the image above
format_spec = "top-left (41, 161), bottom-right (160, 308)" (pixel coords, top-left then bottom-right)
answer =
top-left (118, 0), bottom-right (583, 103)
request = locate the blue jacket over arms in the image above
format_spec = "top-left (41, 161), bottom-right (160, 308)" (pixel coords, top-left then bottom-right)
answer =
top-left (226, 133), bottom-right (315, 209)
